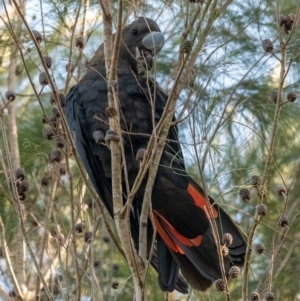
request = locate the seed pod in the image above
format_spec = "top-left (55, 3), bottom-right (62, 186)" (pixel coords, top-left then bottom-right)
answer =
top-left (30, 217), bottom-right (39, 227)
top-left (19, 192), bottom-right (27, 201)
top-left (288, 14), bottom-right (297, 22)
top-left (50, 93), bottom-right (55, 105)
top-left (43, 128), bottom-right (54, 140)
top-left (50, 149), bottom-right (62, 163)
top-left (84, 231), bottom-right (92, 243)
top-left (75, 37), bottom-right (84, 49)
top-left (58, 93), bottom-right (66, 107)
top-left (75, 223), bottom-right (84, 233)
top-left (50, 92), bottom-right (65, 107)
top-left (41, 116), bottom-right (49, 124)
top-left (48, 115), bottom-right (57, 128)
top-left (59, 163), bottom-right (66, 175)
top-left (50, 230), bottom-right (64, 245)
top-left (276, 13), bottom-right (287, 26)
top-left (255, 243), bottom-right (265, 255)
top-left (15, 65), bottom-right (22, 75)
top-left (251, 175), bottom-right (261, 187)
top-left (103, 236), bottom-right (110, 243)
top-left (188, 69), bottom-right (196, 87)
top-left (56, 137), bottom-right (65, 148)
top-left (15, 168), bottom-right (26, 180)
top-left (43, 56), bottom-right (52, 68)
top-left (269, 90), bottom-right (278, 103)
top-left (65, 62), bottom-right (74, 73)
top-left (228, 266), bottom-right (240, 278)
top-left (222, 233), bottom-right (233, 246)
top-left (265, 292), bottom-right (274, 300)
top-left (52, 107), bottom-right (60, 118)
top-left (181, 40), bottom-right (193, 54)
top-left (86, 197), bottom-right (95, 209)
top-left (31, 29), bottom-right (42, 43)
top-left (256, 204), bottom-right (268, 216)
top-left (221, 246), bottom-right (229, 257)
top-left (136, 148), bottom-right (146, 161)
top-left (39, 71), bottom-right (49, 86)
top-left (41, 176), bottom-right (49, 187)
top-left (287, 91), bottom-right (297, 102)
top-left (262, 39), bottom-right (273, 52)
top-left (278, 214), bottom-right (288, 227)
top-left (50, 228), bottom-right (59, 237)
top-left (250, 291), bottom-right (260, 300)
top-left (18, 180), bottom-right (29, 194)
top-left (5, 90), bottom-right (16, 102)
top-left (283, 17), bottom-right (294, 34)
top-left (215, 279), bottom-right (225, 292)
top-left (239, 188), bottom-right (250, 201)
top-left (93, 131), bottom-right (105, 144)
top-left (276, 185), bottom-right (286, 196)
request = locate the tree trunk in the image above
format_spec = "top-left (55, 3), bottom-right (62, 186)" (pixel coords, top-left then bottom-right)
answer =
top-left (6, 0), bottom-right (26, 295)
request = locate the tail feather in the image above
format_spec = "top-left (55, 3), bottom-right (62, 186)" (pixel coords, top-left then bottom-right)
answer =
top-left (153, 176), bottom-right (247, 291)
top-left (157, 236), bottom-right (179, 292)
top-left (130, 209), bottom-right (189, 293)
top-left (154, 212), bottom-right (230, 281)
top-left (187, 180), bottom-right (246, 265)
top-left (173, 255), bottom-right (213, 291)
top-left (149, 244), bottom-right (189, 294)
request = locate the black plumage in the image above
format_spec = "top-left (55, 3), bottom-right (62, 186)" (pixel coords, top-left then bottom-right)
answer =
top-left (65, 17), bottom-right (246, 293)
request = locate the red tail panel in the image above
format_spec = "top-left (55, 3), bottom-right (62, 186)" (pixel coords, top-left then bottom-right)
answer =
top-left (154, 212), bottom-right (203, 255)
top-left (153, 214), bottom-right (184, 254)
top-left (187, 184), bottom-right (218, 218)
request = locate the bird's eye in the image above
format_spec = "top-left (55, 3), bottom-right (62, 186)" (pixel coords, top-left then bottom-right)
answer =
top-left (131, 28), bottom-right (138, 36)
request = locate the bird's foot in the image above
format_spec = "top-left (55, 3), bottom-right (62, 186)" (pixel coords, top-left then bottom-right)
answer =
top-left (105, 130), bottom-right (120, 145)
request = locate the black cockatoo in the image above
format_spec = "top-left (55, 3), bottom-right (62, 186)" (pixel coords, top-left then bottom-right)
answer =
top-left (65, 17), bottom-right (246, 293)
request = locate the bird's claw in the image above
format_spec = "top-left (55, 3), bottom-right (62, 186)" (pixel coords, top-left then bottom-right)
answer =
top-left (105, 130), bottom-right (120, 145)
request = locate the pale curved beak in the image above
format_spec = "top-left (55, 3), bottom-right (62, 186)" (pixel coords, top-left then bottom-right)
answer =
top-left (142, 32), bottom-right (165, 54)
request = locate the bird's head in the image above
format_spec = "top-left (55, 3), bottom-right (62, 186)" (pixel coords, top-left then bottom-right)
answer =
top-left (87, 17), bottom-right (164, 75)
top-left (119, 17), bottom-right (165, 71)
